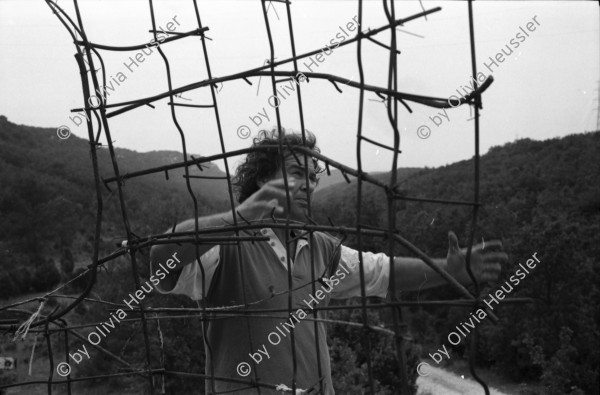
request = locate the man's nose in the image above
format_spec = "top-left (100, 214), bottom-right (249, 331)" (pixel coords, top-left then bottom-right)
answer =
top-left (300, 179), bottom-right (316, 194)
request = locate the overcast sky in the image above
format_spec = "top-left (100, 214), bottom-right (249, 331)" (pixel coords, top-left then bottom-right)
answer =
top-left (0, 0), bottom-right (598, 174)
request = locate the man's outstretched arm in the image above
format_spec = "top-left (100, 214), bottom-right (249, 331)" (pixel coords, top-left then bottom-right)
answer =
top-left (149, 178), bottom-right (297, 290)
top-left (149, 211), bottom-right (236, 292)
top-left (389, 231), bottom-right (506, 293)
top-left (150, 211), bottom-right (235, 272)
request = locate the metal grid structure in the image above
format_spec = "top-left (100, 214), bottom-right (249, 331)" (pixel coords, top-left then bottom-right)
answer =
top-left (0, 0), bottom-right (530, 394)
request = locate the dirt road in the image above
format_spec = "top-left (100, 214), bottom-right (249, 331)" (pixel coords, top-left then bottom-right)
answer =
top-left (417, 365), bottom-right (512, 395)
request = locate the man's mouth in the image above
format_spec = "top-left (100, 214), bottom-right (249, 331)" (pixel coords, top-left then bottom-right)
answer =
top-left (295, 199), bottom-right (309, 206)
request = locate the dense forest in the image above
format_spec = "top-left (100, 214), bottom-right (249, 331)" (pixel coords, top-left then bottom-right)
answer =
top-left (313, 131), bottom-right (600, 394)
top-left (0, 115), bottom-right (598, 394)
top-left (0, 115), bottom-right (230, 298)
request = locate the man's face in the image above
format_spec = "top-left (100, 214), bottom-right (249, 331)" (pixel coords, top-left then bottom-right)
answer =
top-left (271, 153), bottom-right (319, 220)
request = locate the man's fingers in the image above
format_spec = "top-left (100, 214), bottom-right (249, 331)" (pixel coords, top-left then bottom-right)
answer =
top-left (482, 262), bottom-right (502, 282)
top-left (260, 178), bottom-right (305, 207)
top-left (475, 239), bottom-right (503, 251)
top-left (269, 198), bottom-right (283, 209)
top-left (484, 261), bottom-right (502, 273)
top-left (291, 178), bottom-right (303, 199)
top-left (448, 231), bottom-right (461, 253)
top-left (259, 184), bottom-right (294, 202)
top-left (265, 198), bottom-right (284, 214)
top-left (281, 177), bottom-right (302, 201)
top-left (266, 177), bottom-right (297, 189)
top-left (262, 178), bottom-right (297, 195)
top-left (483, 251), bottom-right (508, 263)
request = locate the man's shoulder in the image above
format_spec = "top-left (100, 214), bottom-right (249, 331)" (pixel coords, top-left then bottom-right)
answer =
top-left (312, 230), bottom-right (343, 249)
top-left (313, 230), bottom-right (338, 239)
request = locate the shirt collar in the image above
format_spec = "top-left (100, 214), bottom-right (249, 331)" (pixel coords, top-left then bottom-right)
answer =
top-left (260, 227), bottom-right (310, 270)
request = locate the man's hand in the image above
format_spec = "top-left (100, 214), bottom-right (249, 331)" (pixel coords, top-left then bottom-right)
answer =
top-left (236, 178), bottom-right (302, 222)
top-left (446, 231), bottom-right (506, 286)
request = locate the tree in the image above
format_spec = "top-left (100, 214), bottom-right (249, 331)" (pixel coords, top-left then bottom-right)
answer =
top-left (61, 247), bottom-right (74, 275)
top-left (31, 258), bottom-right (61, 292)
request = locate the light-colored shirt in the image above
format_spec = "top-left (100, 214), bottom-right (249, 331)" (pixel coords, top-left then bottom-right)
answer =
top-left (155, 228), bottom-right (390, 394)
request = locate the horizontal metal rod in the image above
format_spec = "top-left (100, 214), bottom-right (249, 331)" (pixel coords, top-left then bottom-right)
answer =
top-left (183, 174), bottom-right (229, 180)
top-left (102, 144), bottom-right (479, 207)
top-left (74, 27), bottom-right (208, 51)
top-left (391, 233), bottom-right (499, 322)
top-left (123, 297), bottom-right (533, 315)
top-left (12, 296), bottom-right (534, 334)
top-left (361, 135), bottom-right (402, 154)
top-left (0, 369), bottom-right (161, 390)
top-left (71, 7), bottom-right (441, 117)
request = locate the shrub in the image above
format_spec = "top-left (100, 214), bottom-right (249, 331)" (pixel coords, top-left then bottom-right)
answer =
top-left (31, 259), bottom-right (61, 292)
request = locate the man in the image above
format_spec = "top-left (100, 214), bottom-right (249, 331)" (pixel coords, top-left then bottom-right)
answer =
top-left (150, 128), bottom-right (505, 394)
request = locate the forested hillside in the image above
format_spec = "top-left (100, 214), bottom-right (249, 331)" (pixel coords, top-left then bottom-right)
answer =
top-left (313, 132), bottom-right (600, 395)
top-left (0, 115), bottom-right (230, 297)
top-left (1, 115), bottom-right (598, 394)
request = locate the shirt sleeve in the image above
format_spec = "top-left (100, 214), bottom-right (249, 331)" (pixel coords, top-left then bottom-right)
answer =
top-left (330, 245), bottom-right (390, 299)
top-left (154, 245), bottom-right (221, 301)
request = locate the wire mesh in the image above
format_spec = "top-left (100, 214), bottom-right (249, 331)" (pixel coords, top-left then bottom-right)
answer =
top-left (0, 0), bottom-right (532, 394)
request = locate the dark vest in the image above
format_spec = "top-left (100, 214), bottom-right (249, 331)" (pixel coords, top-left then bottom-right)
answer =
top-left (204, 230), bottom-right (341, 394)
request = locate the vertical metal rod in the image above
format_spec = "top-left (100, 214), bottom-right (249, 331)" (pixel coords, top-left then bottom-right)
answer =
top-left (354, 0), bottom-right (376, 392)
top-left (381, 0), bottom-right (411, 392)
top-left (466, 1), bottom-right (489, 394)
top-left (260, 1), bottom-right (299, 392)
top-left (63, 324), bottom-right (72, 395)
top-left (45, 322), bottom-right (53, 395)
top-left (281, 1), bottom-right (326, 392)
top-left (190, 0), bottom-right (260, 391)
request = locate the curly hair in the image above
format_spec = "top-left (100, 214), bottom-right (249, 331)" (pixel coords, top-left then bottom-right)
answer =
top-left (232, 127), bottom-right (323, 204)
